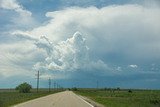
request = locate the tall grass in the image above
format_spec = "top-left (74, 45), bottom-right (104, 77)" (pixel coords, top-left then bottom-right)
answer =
top-left (75, 89), bottom-right (160, 107)
top-left (0, 89), bottom-right (62, 107)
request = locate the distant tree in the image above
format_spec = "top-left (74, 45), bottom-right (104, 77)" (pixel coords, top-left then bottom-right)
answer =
top-left (104, 87), bottom-right (107, 91)
top-left (128, 89), bottom-right (132, 93)
top-left (72, 87), bottom-right (78, 91)
top-left (16, 82), bottom-right (32, 93)
top-left (117, 87), bottom-right (120, 93)
top-left (117, 87), bottom-right (120, 90)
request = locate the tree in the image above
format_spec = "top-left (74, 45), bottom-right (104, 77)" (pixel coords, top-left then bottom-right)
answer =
top-left (72, 87), bottom-right (78, 91)
top-left (16, 82), bottom-right (32, 93)
top-left (128, 89), bottom-right (132, 93)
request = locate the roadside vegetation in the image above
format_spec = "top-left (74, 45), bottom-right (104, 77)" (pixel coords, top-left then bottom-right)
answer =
top-left (74, 88), bottom-right (160, 107)
top-left (0, 88), bottom-right (63, 107)
top-left (15, 82), bottom-right (32, 93)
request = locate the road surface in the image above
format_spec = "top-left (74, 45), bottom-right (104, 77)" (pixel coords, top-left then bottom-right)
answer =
top-left (14, 91), bottom-right (93, 107)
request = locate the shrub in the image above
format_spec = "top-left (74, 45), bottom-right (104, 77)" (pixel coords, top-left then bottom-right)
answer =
top-left (117, 87), bottom-right (120, 91)
top-left (72, 87), bottom-right (78, 91)
top-left (128, 89), bottom-right (132, 93)
top-left (16, 82), bottom-right (32, 93)
top-left (150, 99), bottom-right (160, 105)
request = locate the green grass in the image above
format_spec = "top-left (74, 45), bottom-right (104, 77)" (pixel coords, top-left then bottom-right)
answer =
top-left (75, 89), bottom-right (160, 107)
top-left (0, 89), bottom-right (62, 107)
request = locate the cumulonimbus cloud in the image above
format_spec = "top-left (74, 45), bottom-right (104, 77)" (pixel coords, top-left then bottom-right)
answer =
top-left (16, 4), bottom-right (160, 63)
top-left (34, 31), bottom-right (108, 72)
top-left (1, 3), bottom-right (160, 78)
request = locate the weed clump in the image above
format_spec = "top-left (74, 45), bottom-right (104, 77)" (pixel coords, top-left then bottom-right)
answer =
top-left (150, 99), bottom-right (160, 105)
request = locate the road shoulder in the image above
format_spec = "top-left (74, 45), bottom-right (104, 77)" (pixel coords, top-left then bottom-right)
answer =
top-left (74, 92), bottom-right (104, 107)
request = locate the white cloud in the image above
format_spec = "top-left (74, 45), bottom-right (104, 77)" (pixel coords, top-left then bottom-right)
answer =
top-left (40, 73), bottom-right (67, 80)
top-left (129, 65), bottom-right (138, 68)
top-left (0, 0), bottom-right (20, 9)
top-left (0, 0), bottom-right (37, 28)
top-left (0, 0), bottom-right (31, 16)
top-left (0, 41), bottom-right (47, 77)
top-left (15, 4), bottom-right (160, 63)
top-left (116, 66), bottom-right (122, 71)
top-left (34, 31), bottom-right (108, 72)
top-left (1, 3), bottom-right (160, 78)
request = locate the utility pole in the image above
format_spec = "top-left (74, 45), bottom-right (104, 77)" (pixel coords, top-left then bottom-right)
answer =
top-left (56, 83), bottom-right (59, 90)
top-left (54, 82), bottom-right (56, 90)
top-left (56, 83), bottom-right (58, 90)
top-left (96, 80), bottom-right (99, 89)
top-left (36, 70), bottom-right (40, 93)
top-left (48, 78), bottom-right (51, 92)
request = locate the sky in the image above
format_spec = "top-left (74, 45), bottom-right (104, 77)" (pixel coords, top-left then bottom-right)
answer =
top-left (0, 0), bottom-right (160, 89)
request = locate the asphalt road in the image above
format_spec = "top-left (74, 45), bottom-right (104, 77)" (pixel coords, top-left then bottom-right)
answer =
top-left (14, 91), bottom-right (93, 107)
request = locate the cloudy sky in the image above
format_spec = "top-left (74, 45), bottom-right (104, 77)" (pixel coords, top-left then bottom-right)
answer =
top-left (0, 0), bottom-right (160, 89)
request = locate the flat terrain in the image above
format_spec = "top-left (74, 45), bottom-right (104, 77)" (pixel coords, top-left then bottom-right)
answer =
top-left (14, 91), bottom-right (93, 107)
top-left (1, 88), bottom-right (160, 107)
top-left (0, 89), bottom-right (61, 107)
top-left (75, 89), bottom-right (160, 107)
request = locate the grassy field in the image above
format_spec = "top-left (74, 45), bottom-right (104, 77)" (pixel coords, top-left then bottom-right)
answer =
top-left (0, 89), bottom-right (62, 107)
top-left (75, 89), bottom-right (160, 107)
